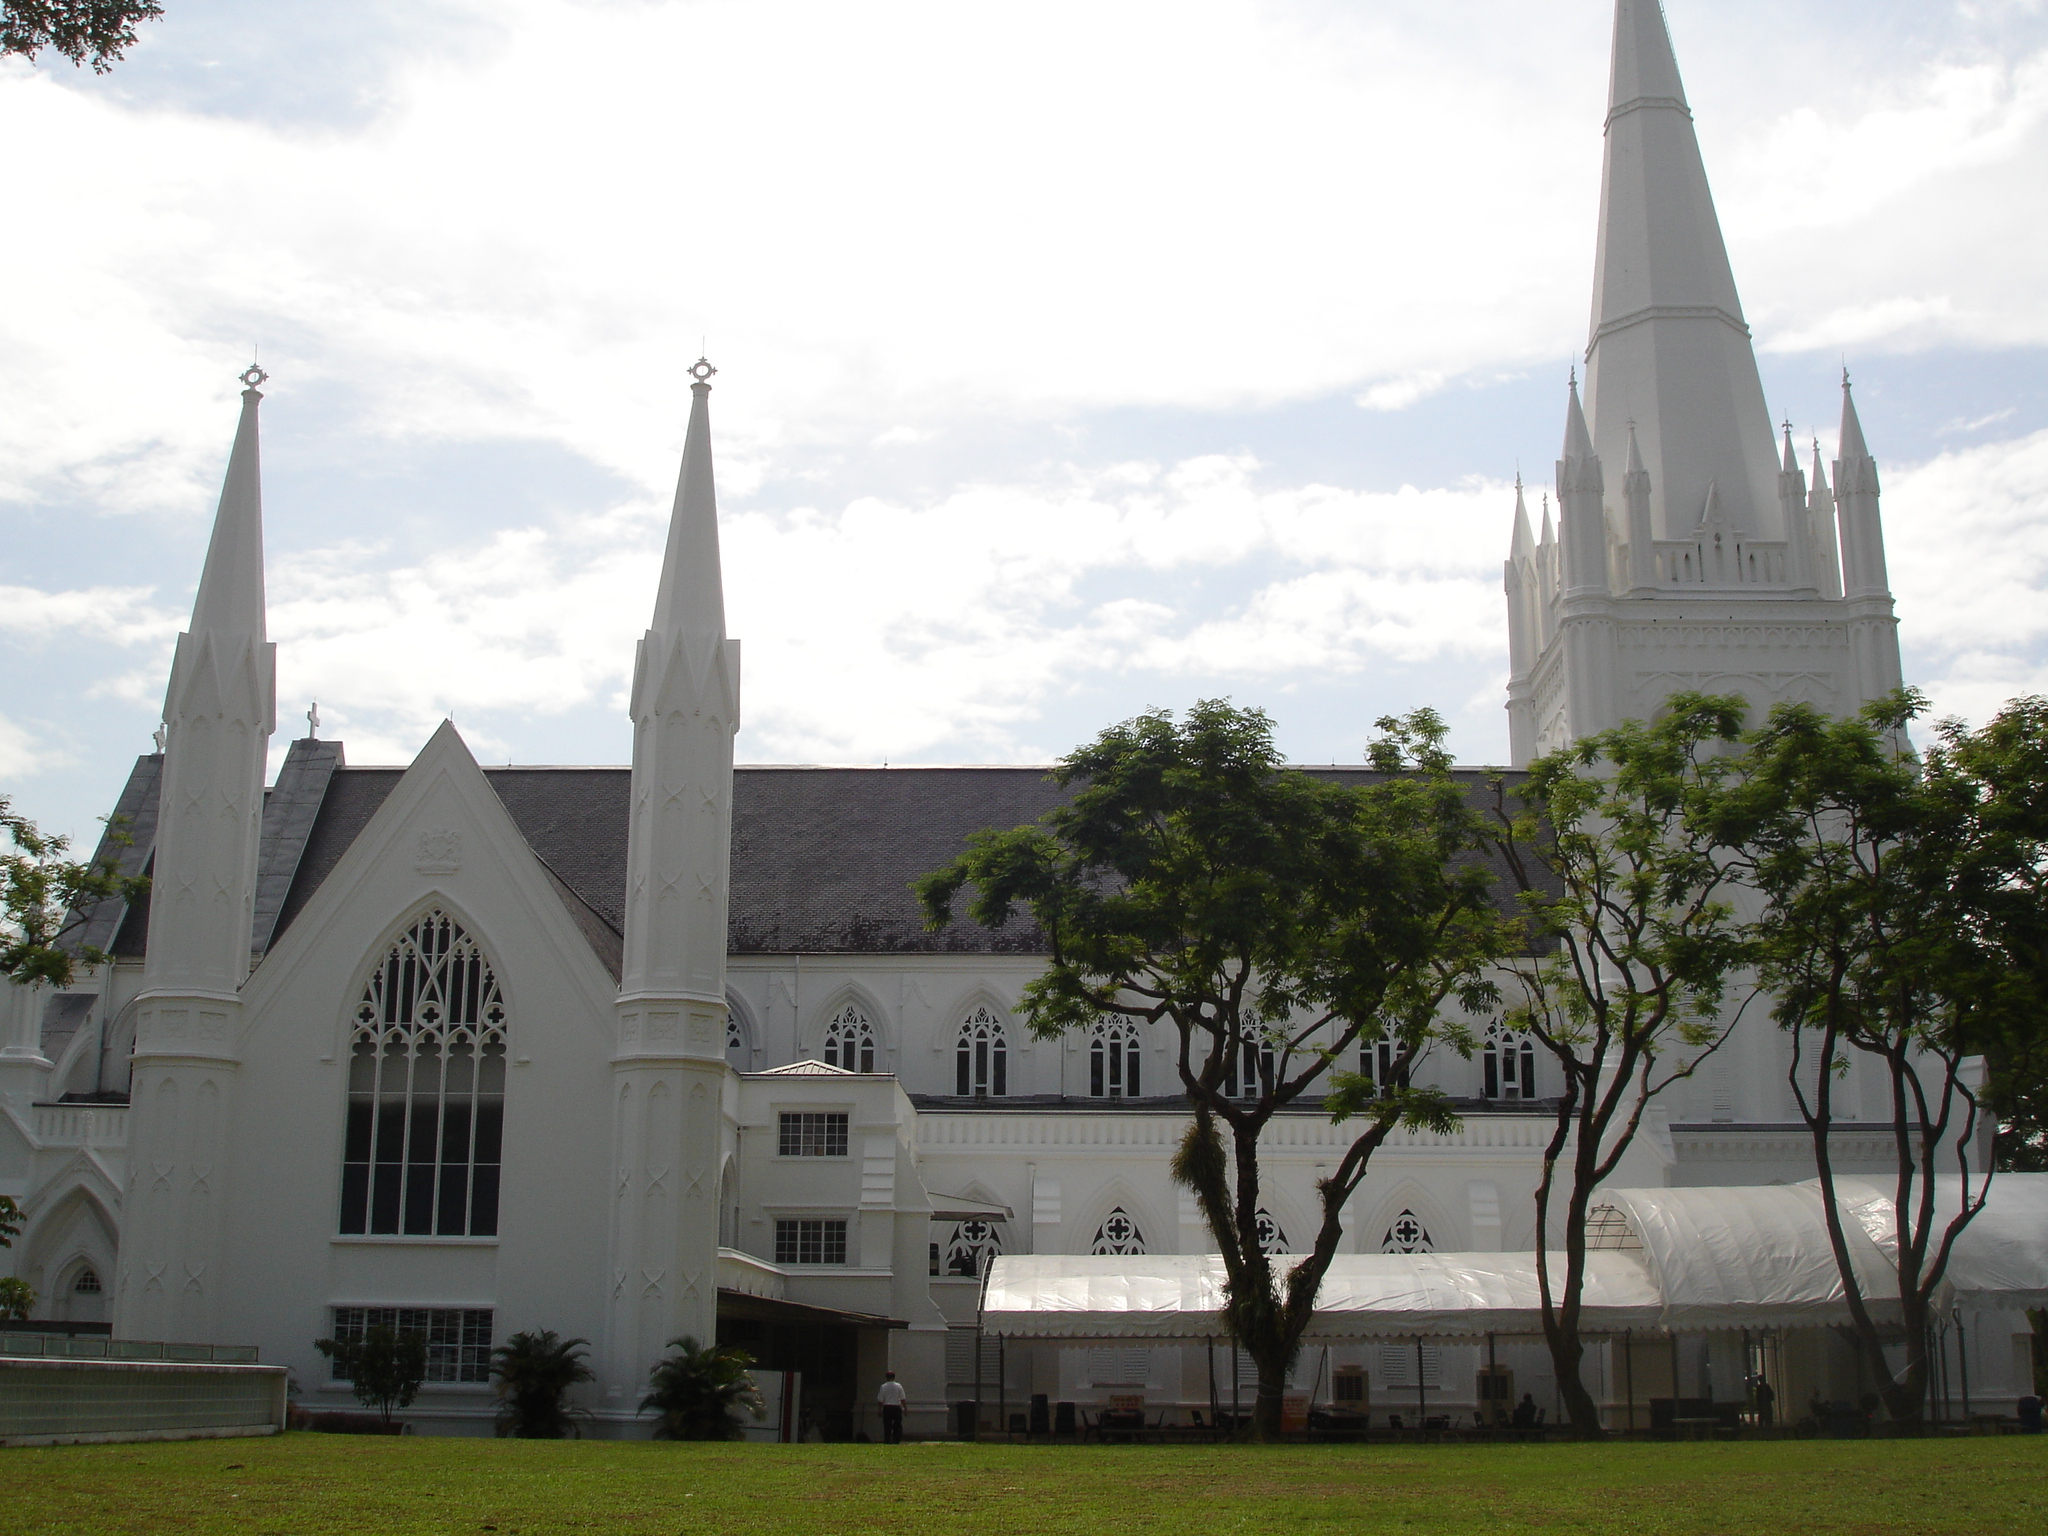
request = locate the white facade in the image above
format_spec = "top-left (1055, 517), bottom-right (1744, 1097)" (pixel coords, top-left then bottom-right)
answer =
top-left (1, 2), bottom-right (2029, 1434)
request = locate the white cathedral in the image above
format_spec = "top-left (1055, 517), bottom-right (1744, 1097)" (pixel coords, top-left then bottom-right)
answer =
top-left (0, 2), bottom-right (2015, 1437)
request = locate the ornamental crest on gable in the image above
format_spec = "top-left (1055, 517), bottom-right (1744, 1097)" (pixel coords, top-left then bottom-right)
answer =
top-left (415, 828), bottom-right (462, 874)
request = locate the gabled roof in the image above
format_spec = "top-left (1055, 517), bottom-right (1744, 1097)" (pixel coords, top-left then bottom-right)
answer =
top-left (81, 749), bottom-right (1531, 989)
top-left (750, 1059), bottom-right (855, 1077)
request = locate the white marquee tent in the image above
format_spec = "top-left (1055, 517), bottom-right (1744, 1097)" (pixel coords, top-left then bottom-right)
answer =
top-left (981, 1176), bottom-right (2048, 1341)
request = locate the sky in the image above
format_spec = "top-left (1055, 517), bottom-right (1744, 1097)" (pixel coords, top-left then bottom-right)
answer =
top-left (3, 0), bottom-right (2046, 844)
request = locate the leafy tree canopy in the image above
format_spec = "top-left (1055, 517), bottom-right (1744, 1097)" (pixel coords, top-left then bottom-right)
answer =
top-left (918, 699), bottom-right (1510, 1437)
top-left (314, 1325), bottom-right (427, 1424)
top-left (2, 1), bottom-right (163, 72)
top-left (1, 794), bottom-right (147, 990)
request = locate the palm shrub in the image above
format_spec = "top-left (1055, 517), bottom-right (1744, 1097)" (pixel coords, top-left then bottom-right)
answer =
top-left (641, 1336), bottom-right (762, 1440)
top-left (490, 1329), bottom-right (595, 1439)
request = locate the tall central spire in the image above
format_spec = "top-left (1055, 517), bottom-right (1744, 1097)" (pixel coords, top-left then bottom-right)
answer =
top-left (1582, 0), bottom-right (1780, 542)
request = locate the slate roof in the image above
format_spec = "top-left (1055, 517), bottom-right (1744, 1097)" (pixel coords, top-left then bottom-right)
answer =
top-left (80, 748), bottom-right (1533, 991)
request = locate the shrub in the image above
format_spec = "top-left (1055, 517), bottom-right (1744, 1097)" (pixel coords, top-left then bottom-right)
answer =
top-left (313, 1325), bottom-right (427, 1424)
top-left (641, 1336), bottom-right (763, 1440)
top-left (491, 1329), bottom-right (595, 1439)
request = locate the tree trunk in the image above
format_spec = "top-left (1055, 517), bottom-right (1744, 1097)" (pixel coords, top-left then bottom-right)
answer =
top-left (1251, 1356), bottom-right (1288, 1441)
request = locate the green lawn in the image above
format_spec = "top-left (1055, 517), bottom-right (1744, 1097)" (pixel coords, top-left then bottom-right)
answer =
top-left (4, 1434), bottom-right (2044, 1534)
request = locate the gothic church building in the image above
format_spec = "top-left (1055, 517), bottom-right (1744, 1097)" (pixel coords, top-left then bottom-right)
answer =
top-left (1, 3), bottom-right (1947, 1435)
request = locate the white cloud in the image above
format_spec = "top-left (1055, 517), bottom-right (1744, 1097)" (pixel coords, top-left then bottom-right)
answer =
top-left (0, 712), bottom-right (73, 781)
top-left (1888, 425), bottom-right (2048, 719)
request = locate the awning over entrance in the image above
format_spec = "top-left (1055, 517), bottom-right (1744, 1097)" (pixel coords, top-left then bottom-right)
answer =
top-left (716, 1290), bottom-right (908, 1331)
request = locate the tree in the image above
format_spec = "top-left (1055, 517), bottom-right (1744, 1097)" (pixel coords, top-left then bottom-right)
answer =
top-left (313, 1324), bottom-right (428, 1425)
top-left (0, 1275), bottom-right (33, 1320)
top-left (0, 1193), bottom-right (20, 1247)
top-left (1722, 689), bottom-right (2048, 1429)
top-left (2, 795), bottom-right (149, 990)
top-left (1, 1), bottom-right (161, 71)
top-left (917, 701), bottom-right (1508, 1439)
top-left (641, 1336), bottom-right (763, 1441)
top-left (1485, 693), bottom-right (1754, 1438)
top-left (490, 1329), bottom-right (594, 1439)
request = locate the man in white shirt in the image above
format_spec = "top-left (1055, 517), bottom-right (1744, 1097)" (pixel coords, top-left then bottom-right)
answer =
top-left (876, 1371), bottom-right (908, 1444)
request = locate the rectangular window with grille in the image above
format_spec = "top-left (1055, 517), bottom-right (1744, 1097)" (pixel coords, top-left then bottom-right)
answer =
top-left (774, 1218), bottom-right (848, 1265)
top-left (328, 1306), bottom-right (493, 1384)
top-left (777, 1112), bottom-right (849, 1157)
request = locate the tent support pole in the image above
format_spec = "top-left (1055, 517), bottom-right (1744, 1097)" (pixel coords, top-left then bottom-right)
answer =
top-left (1625, 1330), bottom-right (1635, 1434)
top-left (1416, 1337), bottom-right (1425, 1428)
top-left (1207, 1337), bottom-right (1218, 1429)
top-left (1955, 1310), bottom-right (1971, 1420)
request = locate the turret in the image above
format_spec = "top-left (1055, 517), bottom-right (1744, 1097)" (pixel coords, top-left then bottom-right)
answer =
top-left (1504, 477), bottom-right (1538, 767)
top-left (1556, 374), bottom-right (1609, 597)
top-left (1622, 421), bottom-right (1656, 592)
top-left (117, 367), bottom-right (278, 1343)
top-left (1808, 438), bottom-right (1842, 599)
top-left (607, 358), bottom-right (740, 1404)
top-left (1834, 373), bottom-right (1889, 601)
top-left (1778, 421), bottom-right (1816, 593)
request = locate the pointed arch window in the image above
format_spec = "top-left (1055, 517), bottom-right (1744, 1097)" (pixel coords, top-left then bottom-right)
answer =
top-left (1359, 1035), bottom-right (1403, 1096)
top-left (341, 910), bottom-right (507, 1238)
top-left (725, 1013), bottom-right (748, 1067)
top-left (955, 1006), bottom-right (1007, 1096)
top-left (942, 1217), bottom-right (1005, 1278)
top-left (1382, 1209), bottom-right (1433, 1254)
top-left (1091, 1207), bottom-right (1146, 1256)
top-left (1254, 1209), bottom-right (1289, 1255)
top-left (823, 1004), bottom-right (876, 1073)
top-left (1089, 1021), bottom-right (1141, 1098)
top-left (1222, 1037), bottom-right (1275, 1100)
top-left (72, 1267), bottom-right (102, 1295)
top-left (1483, 1024), bottom-right (1537, 1101)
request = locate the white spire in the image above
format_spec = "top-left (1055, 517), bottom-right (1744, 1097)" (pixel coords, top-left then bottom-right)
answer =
top-left (145, 368), bottom-right (278, 996)
top-left (1622, 419), bottom-right (1657, 591)
top-left (1557, 373), bottom-right (1609, 596)
top-left (620, 357), bottom-right (739, 1006)
top-left (1835, 372), bottom-right (1889, 599)
top-left (1581, 0), bottom-right (1781, 543)
top-left (1509, 473), bottom-right (1535, 562)
top-left (1808, 436), bottom-right (1842, 599)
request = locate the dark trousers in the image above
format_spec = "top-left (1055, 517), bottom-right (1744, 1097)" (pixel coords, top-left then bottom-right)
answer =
top-left (881, 1404), bottom-right (904, 1444)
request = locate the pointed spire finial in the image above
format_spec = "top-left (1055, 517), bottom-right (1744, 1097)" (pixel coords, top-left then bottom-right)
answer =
top-left (689, 356), bottom-right (717, 387)
top-left (306, 701), bottom-right (320, 740)
top-left (152, 723), bottom-right (167, 754)
top-left (240, 364), bottom-right (268, 394)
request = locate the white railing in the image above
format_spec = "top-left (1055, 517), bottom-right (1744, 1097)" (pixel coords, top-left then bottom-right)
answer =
top-left (31, 1105), bottom-right (128, 1150)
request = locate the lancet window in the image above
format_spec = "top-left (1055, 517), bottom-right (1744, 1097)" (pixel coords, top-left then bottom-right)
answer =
top-left (822, 1004), bottom-right (877, 1073)
top-left (725, 1014), bottom-right (746, 1065)
top-left (341, 910), bottom-right (506, 1238)
top-left (1222, 1037), bottom-right (1275, 1100)
top-left (941, 1217), bottom-right (1004, 1278)
top-left (1091, 1207), bottom-right (1146, 1256)
top-left (1483, 1024), bottom-right (1537, 1101)
top-left (1382, 1209), bottom-right (1433, 1254)
top-left (1359, 1035), bottom-right (1403, 1095)
top-left (955, 1006), bottom-right (1007, 1097)
top-left (1090, 1021), bottom-right (1141, 1098)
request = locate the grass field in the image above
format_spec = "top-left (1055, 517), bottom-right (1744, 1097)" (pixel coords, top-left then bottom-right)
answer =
top-left (5, 1434), bottom-right (2044, 1534)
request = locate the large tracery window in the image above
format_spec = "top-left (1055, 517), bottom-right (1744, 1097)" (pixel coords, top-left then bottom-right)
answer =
top-left (1091, 1207), bottom-right (1146, 1255)
top-left (341, 911), bottom-right (507, 1238)
top-left (1090, 1021), bottom-right (1141, 1098)
top-left (1359, 1035), bottom-right (1403, 1096)
top-left (955, 1006), bottom-right (1007, 1096)
top-left (823, 1004), bottom-right (877, 1073)
top-left (1483, 1024), bottom-right (1537, 1101)
top-left (1254, 1208), bottom-right (1289, 1255)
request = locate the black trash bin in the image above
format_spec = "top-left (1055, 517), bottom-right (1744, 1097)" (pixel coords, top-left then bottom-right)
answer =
top-left (1054, 1400), bottom-right (1078, 1436)
top-left (954, 1400), bottom-right (977, 1439)
top-left (1030, 1394), bottom-right (1051, 1435)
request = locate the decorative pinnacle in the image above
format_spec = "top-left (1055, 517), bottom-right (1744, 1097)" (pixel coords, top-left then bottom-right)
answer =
top-left (688, 356), bottom-right (717, 385)
top-left (240, 364), bottom-right (269, 390)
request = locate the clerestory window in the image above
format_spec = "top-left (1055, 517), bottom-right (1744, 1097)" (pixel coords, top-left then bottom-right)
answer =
top-left (941, 1217), bottom-right (1004, 1278)
top-left (1382, 1209), bottom-right (1434, 1254)
top-left (1483, 1024), bottom-right (1537, 1101)
top-left (955, 1006), bottom-right (1007, 1096)
top-left (1359, 1035), bottom-right (1403, 1095)
top-left (1089, 1022), bottom-right (1142, 1099)
top-left (823, 1004), bottom-right (877, 1073)
top-left (340, 911), bottom-right (506, 1238)
top-left (1222, 1037), bottom-right (1275, 1100)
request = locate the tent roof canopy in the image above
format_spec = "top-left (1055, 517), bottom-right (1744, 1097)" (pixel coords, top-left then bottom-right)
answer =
top-left (981, 1176), bottom-right (2048, 1340)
